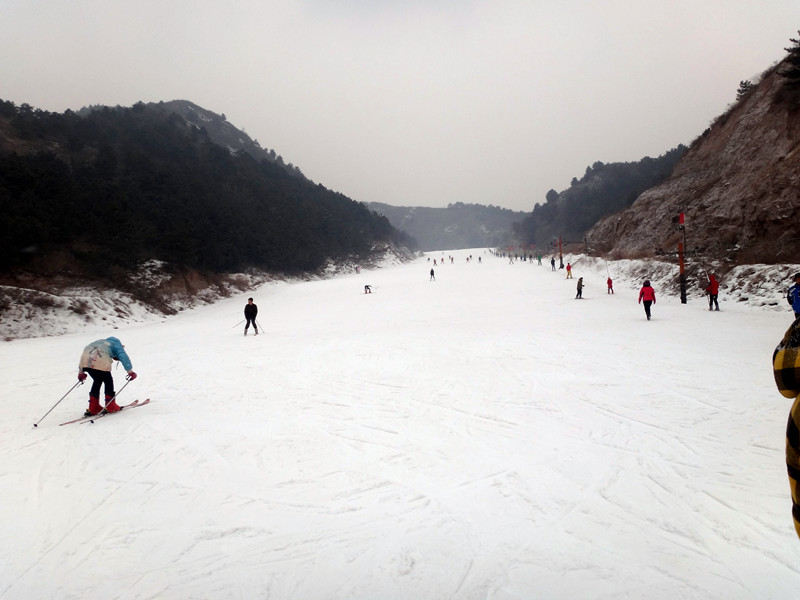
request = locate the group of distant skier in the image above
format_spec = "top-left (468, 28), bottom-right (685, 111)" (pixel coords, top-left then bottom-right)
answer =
top-left (560, 260), bottom-right (800, 545)
top-left (57, 256), bottom-right (800, 547)
top-left (561, 259), bottom-right (726, 321)
top-left (552, 260), bottom-right (800, 544)
top-left (425, 252), bottom-right (480, 281)
top-left (67, 263), bottom-right (800, 420)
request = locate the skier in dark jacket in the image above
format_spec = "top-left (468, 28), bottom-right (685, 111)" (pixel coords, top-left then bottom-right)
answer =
top-left (244, 297), bottom-right (258, 336)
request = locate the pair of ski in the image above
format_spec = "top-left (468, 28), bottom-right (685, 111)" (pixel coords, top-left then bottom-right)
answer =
top-left (59, 398), bottom-right (151, 426)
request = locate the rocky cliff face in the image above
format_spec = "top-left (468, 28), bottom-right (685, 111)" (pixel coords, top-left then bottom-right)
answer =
top-left (588, 58), bottom-right (800, 268)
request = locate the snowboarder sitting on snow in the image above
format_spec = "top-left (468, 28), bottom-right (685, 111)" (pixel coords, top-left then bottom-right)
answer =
top-left (364, 285), bottom-right (372, 294)
top-left (77, 337), bottom-right (136, 416)
top-left (244, 297), bottom-right (258, 336)
top-left (772, 316), bottom-right (800, 539)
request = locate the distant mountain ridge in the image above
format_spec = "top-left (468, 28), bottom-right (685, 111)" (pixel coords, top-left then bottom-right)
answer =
top-left (368, 202), bottom-right (526, 251)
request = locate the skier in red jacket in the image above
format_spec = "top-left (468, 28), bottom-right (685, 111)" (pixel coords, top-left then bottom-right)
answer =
top-left (638, 280), bottom-right (656, 320)
top-left (705, 274), bottom-right (720, 311)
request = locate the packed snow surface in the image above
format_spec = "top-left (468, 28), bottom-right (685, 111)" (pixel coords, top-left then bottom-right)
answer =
top-left (2, 250), bottom-right (799, 599)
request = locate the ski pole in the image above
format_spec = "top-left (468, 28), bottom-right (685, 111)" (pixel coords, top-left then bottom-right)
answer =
top-left (110, 378), bottom-right (133, 401)
top-left (232, 319), bottom-right (245, 329)
top-left (33, 380), bottom-right (83, 428)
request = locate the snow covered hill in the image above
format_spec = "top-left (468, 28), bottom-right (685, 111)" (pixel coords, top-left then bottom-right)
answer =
top-left (2, 250), bottom-right (799, 599)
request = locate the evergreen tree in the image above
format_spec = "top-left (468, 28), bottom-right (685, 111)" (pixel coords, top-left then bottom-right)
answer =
top-left (736, 80), bottom-right (755, 101)
top-left (780, 31), bottom-right (800, 88)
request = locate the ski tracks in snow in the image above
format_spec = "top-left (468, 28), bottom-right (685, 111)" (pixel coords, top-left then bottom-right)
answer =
top-left (3, 251), bottom-right (800, 598)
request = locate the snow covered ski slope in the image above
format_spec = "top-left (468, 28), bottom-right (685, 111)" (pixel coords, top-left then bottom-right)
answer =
top-left (1, 250), bottom-right (799, 599)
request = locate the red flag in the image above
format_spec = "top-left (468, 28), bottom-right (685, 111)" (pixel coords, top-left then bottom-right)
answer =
top-left (679, 212), bottom-right (685, 225)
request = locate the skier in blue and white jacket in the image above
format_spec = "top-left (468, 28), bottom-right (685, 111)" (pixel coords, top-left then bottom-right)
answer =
top-left (77, 337), bottom-right (137, 416)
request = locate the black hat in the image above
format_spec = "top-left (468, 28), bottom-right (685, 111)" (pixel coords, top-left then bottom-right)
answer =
top-left (794, 273), bottom-right (800, 280)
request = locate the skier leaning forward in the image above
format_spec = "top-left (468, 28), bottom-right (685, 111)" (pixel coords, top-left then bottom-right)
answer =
top-left (77, 337), bottom-right (137, 416)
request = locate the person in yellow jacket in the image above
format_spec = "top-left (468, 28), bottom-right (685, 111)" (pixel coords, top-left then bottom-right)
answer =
top-left (773, 316), bottom-right (800, 539)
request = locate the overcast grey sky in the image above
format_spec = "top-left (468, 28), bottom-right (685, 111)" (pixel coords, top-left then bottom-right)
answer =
top-left (2, 1), bottom-right (798, 211)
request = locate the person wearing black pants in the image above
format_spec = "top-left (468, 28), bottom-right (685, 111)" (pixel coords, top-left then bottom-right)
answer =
top-left (86, 369), bottom-right (115, 399)
top-left (638, 280), bottom-right (656, 320)
top-left (77, 336), bottom-right (137, 416)
top-left (706, 274), bottom-right (720, 311)
top-left (244, 297), bottom-right (258, 336)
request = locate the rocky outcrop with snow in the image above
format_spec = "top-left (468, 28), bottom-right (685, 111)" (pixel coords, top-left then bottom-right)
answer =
top-left (588, 57), bottom-right (800, 267)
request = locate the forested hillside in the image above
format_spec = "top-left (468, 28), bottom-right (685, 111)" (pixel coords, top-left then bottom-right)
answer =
top-left (138, 100), bottom-right (309, 181)
top-left (514, 147), bottom-right (686, 249)
top-left (0, 100), bottom-right (410, 281)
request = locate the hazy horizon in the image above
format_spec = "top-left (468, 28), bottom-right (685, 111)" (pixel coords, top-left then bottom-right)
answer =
top-left (2, 1), bottom-right (798, 211)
